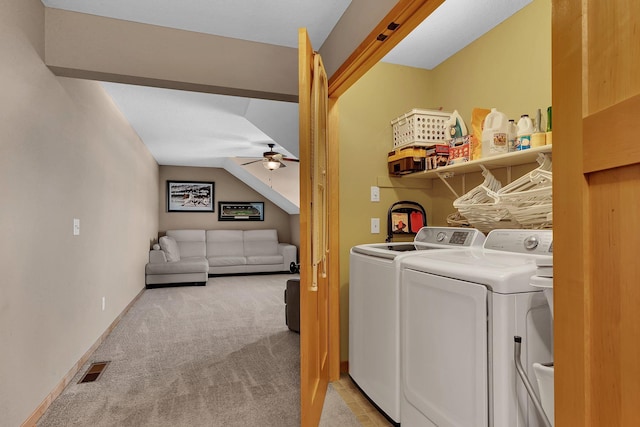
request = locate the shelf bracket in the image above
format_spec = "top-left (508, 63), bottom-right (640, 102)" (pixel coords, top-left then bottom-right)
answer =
top-left (436, 172), bottom-right (460, 198)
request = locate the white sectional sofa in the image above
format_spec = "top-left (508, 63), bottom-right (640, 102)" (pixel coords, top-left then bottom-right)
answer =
top-left (145, 229), bottom-right (297, 287)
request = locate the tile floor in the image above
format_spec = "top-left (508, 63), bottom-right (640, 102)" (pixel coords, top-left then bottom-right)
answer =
top-left (332, 374), bottom-right (393, 426)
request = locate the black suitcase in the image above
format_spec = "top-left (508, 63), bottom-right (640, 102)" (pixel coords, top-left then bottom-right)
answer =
top-left (284, 279), bottom-right (300, 333)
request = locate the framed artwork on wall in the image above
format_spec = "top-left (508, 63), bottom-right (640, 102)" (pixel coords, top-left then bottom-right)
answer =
top-left (218, 202), bottom-right (264, 221)
top-left (391, 212), bottom-right (410, 233)
top-left (167, 181), bottom-right (215, 212)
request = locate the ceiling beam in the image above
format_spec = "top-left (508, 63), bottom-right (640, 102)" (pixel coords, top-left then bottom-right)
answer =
top-left (44, 8), bottom-right (298, 102)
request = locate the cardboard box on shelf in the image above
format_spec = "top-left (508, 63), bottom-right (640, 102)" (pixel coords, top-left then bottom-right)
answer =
top-left (425, 144), bottom-right (450, 170)
top-left (449, 135), bottom-right (472, 165)
top-left (387, 146), bottom-right (427, 175)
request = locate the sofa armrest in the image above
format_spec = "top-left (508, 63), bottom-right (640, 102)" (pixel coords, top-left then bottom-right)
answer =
top-left (149, 249), bottom-right (168, 263)
top-left (278, 243), bottom-right (297, 268)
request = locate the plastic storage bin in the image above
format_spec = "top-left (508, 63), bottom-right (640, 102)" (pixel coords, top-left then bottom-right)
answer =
top-left (391, 109), bottom-right (451, 149)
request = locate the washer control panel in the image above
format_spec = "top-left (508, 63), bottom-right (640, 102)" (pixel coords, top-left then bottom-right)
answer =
top-left (483, 229), bottom-right (553, 254)
top-left (414, 227), bottom-right (485, 247)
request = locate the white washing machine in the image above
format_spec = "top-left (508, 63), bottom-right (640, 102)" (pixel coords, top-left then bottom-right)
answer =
top-left (399, 229), bottom-right (554, 427)
top-left (349, 227), bottom-right (485, 425)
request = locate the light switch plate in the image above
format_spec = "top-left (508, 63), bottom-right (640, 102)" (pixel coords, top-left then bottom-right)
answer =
top-left (371, 218), bottom-right (380, 234)
top-left (73, 218), bottom-right (80, 236)
top-left (370, 186), bottom-right (380, 202)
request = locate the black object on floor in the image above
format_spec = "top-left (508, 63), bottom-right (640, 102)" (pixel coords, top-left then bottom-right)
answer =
top-left (285, 279), bottom-right (300, 333)
top-left (289, 262), bottom-right (300, 274)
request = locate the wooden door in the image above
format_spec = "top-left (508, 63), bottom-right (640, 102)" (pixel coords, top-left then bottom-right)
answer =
top-left (299, 28), bottom-right (331, 427)
top-left (553, 0), bottom-right (640, 425)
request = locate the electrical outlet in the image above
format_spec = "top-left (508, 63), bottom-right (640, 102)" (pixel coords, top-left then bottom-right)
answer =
top-left (73, 218), bottom-right (80, 236)
top-left (371, 218), bottom-right (380, 234)
top-left (370, 186), bottom-right (380, 202)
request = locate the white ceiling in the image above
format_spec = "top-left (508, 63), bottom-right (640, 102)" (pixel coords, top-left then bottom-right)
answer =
top-left (382, 0), bottom-right (531, 70)
top-left (41, 0), bottom-right (531, 213)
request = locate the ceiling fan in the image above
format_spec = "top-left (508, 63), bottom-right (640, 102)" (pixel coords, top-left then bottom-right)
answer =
top-left (241, 143), bottom-right (299, 170)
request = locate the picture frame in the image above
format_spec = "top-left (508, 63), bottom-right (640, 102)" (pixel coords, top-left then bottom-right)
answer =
top-left (391, 212), bottom-right (410, 233)
top-left (218, 202), bottom-right (264, 221)
top-left (167, 181), bottom-right (215, 212)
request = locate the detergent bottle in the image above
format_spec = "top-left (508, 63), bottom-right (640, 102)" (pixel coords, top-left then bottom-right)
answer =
top-left (508, 119), bottom-right (517, 151)
top-left (481, 108), bottom-right (509, 158)
top-left (516, 114), bottom-right (534, 150)
top-left (530, 108), bottom-right (547, 147)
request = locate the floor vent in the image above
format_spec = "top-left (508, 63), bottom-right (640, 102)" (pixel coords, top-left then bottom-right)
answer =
top-left (78, 361), bottom-right (110, 384)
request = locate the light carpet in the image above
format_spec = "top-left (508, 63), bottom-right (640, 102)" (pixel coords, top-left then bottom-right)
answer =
top-left (37, 274), bottom-right (360, 427)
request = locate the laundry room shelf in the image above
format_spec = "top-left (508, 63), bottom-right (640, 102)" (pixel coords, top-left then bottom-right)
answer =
top-left (402, 145), bottom-right (552, 179)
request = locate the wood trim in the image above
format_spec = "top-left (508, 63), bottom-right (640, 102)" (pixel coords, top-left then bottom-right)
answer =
top-left (328, 97), bottom-right (341, 382)
top-left (21, 288), bottom-right (145, 427)
top-left (327, 0), bottom-right (444, 99)
top-left (340, 361), bottom-right (349, 374)
top-left (552, 0), bottom-right (587, 425)
top-left (299, 27), bottom-right (329, 427)
top-left (583, 93), bottom-right (640, 173)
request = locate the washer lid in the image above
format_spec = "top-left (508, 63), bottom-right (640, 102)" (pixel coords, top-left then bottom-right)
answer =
top-left (351, 227), bottom-right (486, 260)
top-left (400, 248), bottom-right (551, 294)
top-left (351, 242), bottom-right (461, 260)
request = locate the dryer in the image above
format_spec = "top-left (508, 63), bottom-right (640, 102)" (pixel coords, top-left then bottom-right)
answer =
top-left (399, 229), bottom-right (553, 427)
top-left (349, 227), bottom-right (485, 425)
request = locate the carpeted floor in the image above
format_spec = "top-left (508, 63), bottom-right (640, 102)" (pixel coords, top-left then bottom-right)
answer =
top-left (37, 274), bottom-right (360, 427)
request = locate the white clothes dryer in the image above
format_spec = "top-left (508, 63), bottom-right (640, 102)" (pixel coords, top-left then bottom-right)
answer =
top-left (399, 229), bottom-right (553, 427)
top-left (349, 227), bottom-right (485, 425)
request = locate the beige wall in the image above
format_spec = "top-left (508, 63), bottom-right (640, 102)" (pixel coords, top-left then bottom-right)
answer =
top-left (338, 63), bottom-right (436, 361)
top-left (0, 1), bottom-right (159, 425)
top-left (430, 0), bottom-right (552, 123)
top-left (158, 166), bottom-right (295, 244)
top-left (427, 0), bottom-right (552, 228)
top-left (338, 0), bottom-right (552, 361)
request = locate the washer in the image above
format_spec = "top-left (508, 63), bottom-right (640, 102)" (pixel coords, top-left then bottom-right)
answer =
top-left (349, 227), bottom-right (485, 425)
top-left (399, 229), bottom-right (554, 427)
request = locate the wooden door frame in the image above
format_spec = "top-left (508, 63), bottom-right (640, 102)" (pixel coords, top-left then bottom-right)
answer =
top-left (551, 1), bottom-right (586, 424)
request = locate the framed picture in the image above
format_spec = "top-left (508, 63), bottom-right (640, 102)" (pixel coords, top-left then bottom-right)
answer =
top-left (167, 181), bottom-right (215, 212)
top-left (218, 202), bottom-right (264, 221)
top-left (391, 212), bottom-right (410, 233)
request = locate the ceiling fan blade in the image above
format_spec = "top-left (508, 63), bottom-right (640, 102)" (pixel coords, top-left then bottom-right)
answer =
top-left (241, 158), bottom-right (262, 166)
top-left (281, 158), bottom-right (300, 163)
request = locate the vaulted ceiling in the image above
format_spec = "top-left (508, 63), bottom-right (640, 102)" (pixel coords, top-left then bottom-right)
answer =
top-left (40, 0), bottom-right (531, 214)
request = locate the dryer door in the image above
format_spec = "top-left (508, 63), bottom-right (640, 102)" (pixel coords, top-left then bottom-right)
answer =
top-left (401, 268), bottom-right (488, 427)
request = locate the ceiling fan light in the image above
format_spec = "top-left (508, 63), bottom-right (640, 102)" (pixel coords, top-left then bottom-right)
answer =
top-left (264, 159), bottom-right (281, 170)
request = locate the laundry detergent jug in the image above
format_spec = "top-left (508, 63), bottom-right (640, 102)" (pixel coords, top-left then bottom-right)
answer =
top-left (481, 108), bottom-right (509, 158)
top-left (516, 114), bottom-right (534, 150)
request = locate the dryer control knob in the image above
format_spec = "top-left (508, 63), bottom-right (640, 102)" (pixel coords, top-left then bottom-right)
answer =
top-left (436, 231), bottom-right (447, 242)
top-left (524, 235), bottom-right (539, 250)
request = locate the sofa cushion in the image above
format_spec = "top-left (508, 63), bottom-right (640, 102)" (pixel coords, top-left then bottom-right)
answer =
top-left (206, 230), bottom-right (244, 257)
top-left (208, 256), bottom-right (247, 267)
top-left (246, 255), bottom-right (284, 265)
top-left (166, 230), bottom-right (206, 258)
top-left (243, 229), bottom-right (278, 256)
top-left (159, 236), bottom-right (181, 262)
top-left (145, 257), bottom-right (208, 274)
